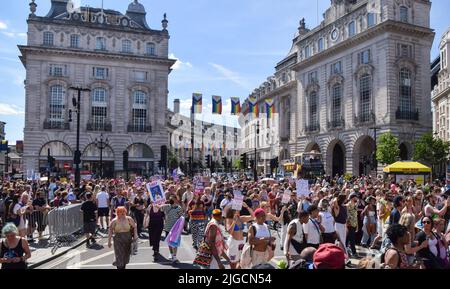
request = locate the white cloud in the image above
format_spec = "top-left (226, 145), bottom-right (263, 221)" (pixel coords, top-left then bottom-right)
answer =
top-left (0, 21), bottom-right (7, 30)
top-left (2, 31), bottom-right (27, 38)
top-left (0, 103), bottom-right (24, 116)
top-left (169, 53), bottom-right (193, 70)
top-left (209, 63), bottom-right (251, 90)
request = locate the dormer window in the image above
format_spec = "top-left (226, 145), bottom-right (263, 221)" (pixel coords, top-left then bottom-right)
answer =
top-left (146, 42), bottom-right (156, 55)
top-left (348, 21), bottom-right (356, 37)
top-left (400, 6), bottom-right (408, 23)
top-left (367, 13), bottom-right (376, 28)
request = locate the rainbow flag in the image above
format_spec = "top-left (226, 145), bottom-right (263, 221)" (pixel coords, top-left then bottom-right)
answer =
top-left (212, 95), bottom-right (222, 114)
top-left (231, 97), bottom-right (241, 115)
top-left (192, 93), bottom-right (202, 114)
top-left (248, 97), bottom-right (259, 117)
top-left (265, 99), bottom-right (275, 119)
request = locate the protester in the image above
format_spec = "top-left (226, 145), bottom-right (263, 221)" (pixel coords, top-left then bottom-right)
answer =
top-left (0, 223), bottom-right (31, 269)
top-left (80, 193), bottom-right (98, 248)
top-left (206, 209), bottom-right (230, 269)
top-left (96, 186), bottom-right (110, 231)
top-left (146, 202), bottom-right (165, 260)
top-left (108, 206), bottom-right (138, 269)
top-left (284, 211), bottom-right (309, 264)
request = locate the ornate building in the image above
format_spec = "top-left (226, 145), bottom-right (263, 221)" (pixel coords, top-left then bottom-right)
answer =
top-left (20, 0), bottom-right (175, 177)
top-left (243, 0), bottom-right (434, 176)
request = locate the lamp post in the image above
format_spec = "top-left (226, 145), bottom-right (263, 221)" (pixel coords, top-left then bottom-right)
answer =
top-left (95, 134), bottom-right (109, 178)
top-left (370, 126), bottom-right (381, 176)
top-left (69, 86), bottom-right (91, 188)
top-left (254, 121), bottom-right (260, 182)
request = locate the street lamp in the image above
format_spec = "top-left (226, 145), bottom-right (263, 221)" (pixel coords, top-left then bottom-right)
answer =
top-left (254, 121), bottom-right (260, 182)
top-left (95, 134), bottom-right (109, 178)
top-left (69, 86), bottom-right (91, 188)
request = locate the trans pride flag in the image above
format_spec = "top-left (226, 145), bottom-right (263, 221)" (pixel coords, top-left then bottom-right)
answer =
top-left (230, 97), bottom-right (241, 115)
top-left (265, 98), bottom-right (275, 119)
top-left (212, 95), bottom-right (222, 114)
top-left (192, 93), bottom-right (202, 114)
top-left (248, 97), bottom-right (259, 117)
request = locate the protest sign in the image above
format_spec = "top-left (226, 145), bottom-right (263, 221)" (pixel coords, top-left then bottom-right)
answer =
top-left (296, 179), bottom-right (310, 198)
top-left (146, 181), bottom-right (166, 205)
top-left (282, 189), bottom-right (291, 204)
top-left (232, 191), bottom-right (244, 211)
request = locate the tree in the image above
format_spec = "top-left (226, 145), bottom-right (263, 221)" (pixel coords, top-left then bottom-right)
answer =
top-left (233, 158), bottom-right (241, 170)
top-left (413, 133), bottom-right (450, 166)
top-left (377, 132), bottom-right (400, 165)
top-left (168, 151), bottom-right (178, 171)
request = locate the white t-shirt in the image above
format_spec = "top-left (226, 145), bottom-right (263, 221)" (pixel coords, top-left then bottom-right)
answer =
top-left (303, 218), bottom-right (321, 245)
top-left (319, 211), bottom-right (335, 233)
top-left (96, 191), bottom-right (109, 208)
top-left (182, 191), bottom-right (194, 205)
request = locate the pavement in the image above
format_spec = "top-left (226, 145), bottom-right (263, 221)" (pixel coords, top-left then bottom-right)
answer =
top-left (34, 226), bottom-right (377, 269)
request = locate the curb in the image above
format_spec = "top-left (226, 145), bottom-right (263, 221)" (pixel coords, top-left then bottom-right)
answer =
top-left (29, 238), bottom-right (88, 269)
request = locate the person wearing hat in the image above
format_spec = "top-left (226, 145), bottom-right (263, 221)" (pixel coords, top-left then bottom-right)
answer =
top-left (313, 243), bottom-right (346, 269)
top-left (361, 196), bottom-right (377, 248)
top-left (205, 209), bottom-right (230, 269)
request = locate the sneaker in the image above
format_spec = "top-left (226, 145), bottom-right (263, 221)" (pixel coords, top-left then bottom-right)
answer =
top-left (172, 257), bottom-right (179, 264)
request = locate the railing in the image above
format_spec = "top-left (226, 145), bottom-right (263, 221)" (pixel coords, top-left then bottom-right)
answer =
top-left (47, 204), bottom-right (83, 241)
top-left (354, 111), bottom-right (375, 126)
top-left (327, 119), bottom-right (345, 129)
top-left (396, 108), bottom-right (419, 121)
top-left (127, 124), bottom-right (152, 133)
top-left (87, 122), bottom-right (112, 132)
top-left (43, 120), bottom-right (70, 130)
top-left (305, 123), bottom-right (320, 133)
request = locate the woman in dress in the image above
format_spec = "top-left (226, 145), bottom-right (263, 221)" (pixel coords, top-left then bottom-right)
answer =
top-left (146, 202), bottom-right (165, 261)
top-left (108, 206), bottom-right (138, 270)
top-left (0, 223), bottom-right (31, 269)
top-left (361, 196), bottom-right (377, 247)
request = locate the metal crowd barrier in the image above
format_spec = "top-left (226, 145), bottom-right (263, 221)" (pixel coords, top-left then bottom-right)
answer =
top-left (47, 204), bottom-right (83, 241)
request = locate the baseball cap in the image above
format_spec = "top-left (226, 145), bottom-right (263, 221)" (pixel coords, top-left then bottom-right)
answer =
top-left (313, 244), bottom-right (346, 269)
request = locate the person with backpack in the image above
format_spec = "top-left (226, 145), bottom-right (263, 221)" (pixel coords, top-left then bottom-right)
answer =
top-left (284, 211), bottom-right (309, 265)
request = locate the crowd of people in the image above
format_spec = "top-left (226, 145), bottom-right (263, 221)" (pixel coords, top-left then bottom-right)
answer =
top-left (0, 173), bottom-right (450, 270)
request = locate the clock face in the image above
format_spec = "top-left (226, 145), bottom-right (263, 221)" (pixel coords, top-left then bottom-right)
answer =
top-left (331, 29), bottom-right (339, 41)
top-left (121, 18), bottom-right (128, 27)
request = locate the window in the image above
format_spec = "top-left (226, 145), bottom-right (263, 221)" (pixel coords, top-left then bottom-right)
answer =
top-left (359, 74), bottom-right (372, 121)
top-left (399, 68), bottom-right (412, 112)
top-left (49, 85), bottom-right (65, 123)
top-left (367, 13), bottom-right (376, 28)
top-left (308, 71), bottom-right (318, 84)
top-left (318, 38), bottom-right (324, 52)
top-left (331, 61), bottom-right (342, 74)
top-left (146, 43), bottom-right (156, 55)
top-left (332, 84), bottom-right (342, 123)
top-left (70, 34), bottom-right (80, 48)
top-left (400, 6), bottom-right (408, 22)
top-left (282, 73), bottom-right (287, 83)
top-left (359, 50), bottom-right (371, 64)
top-left (96, 37), bottom-right (107, 51)
top-left (348, 21), bottom-right (356, 37)
top-left (133, 90), bottom-right (147, 106)
top-left (91, 88), bottom-right (108, 130)
top-left (309, 91), bottom-right (318, 126)
top-left (442, 49), bottom-right (448, 69)
top-left (305, 45), bottom-right (311, 58)
top-left (397, 43), bottom-right (413, 58)
top-left (93, 67), bottom-right (109, 79)
top-left (43, 32), bottom-right (54, 46)
top-left (133, 71), bottom-right (147, 82)
top-left (49, 64), bottom-right (67, 77)
top-left (122, 39), bottom-right (132, 53)
top-left (131, 91), bottom-right (148, 132)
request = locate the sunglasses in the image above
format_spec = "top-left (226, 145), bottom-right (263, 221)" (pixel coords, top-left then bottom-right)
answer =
top-left (423, 221), bottom-right (432, 225)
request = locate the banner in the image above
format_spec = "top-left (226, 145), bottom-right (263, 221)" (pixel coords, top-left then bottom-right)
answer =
top-left (265, 98), bottom-right (275, 119)
top-left (212, 95), bottom-right (222, 114)
top-left (146, 181), bottom-right (166, 205)
top-left (231, 97), bottom-right (241, 115)
top-left (232, 191), bottom-right (244, 211)
top-left (192, 93), bottom-right (202, 114)
top-left (248, 97), bottom-right (259, 117)
top-left (296, 179), bottom-right (310, 198)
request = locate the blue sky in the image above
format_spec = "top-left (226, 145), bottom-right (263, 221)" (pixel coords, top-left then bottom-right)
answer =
top-left (0, 0), bottom-right (448, 143)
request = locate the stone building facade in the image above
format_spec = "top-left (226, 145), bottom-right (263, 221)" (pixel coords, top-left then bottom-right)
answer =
top-left (20, 0), bottom-right (175, 176)
top-left (243, 0), bottom-right (434, 177)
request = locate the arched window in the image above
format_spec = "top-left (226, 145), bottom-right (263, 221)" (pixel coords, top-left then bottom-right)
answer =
top-left (91, 88), bottom-right (108, 130)
top-left (49, 85), bottom-right (65, 123)
top-left (359, 74), bottom-right (372, 122)
top-left (400, 6), bottom-right (408, 23)
top-left (43, 32), bottom-right (54, 46)
top-left (122, 39), bottom-right (132, 53)
top-left (131, 91), bottom-right (148, 132)
top-left (309, 91), bottom-right (318, 126)
top-left (399, 68), bottom-right (412, 113)
top-left (146, 42), bottom-right (156, 55)
top-left (332, 84), bottom-right (342, 123)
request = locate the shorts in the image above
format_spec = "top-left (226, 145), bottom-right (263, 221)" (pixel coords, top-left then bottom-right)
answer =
top-left (226, 238), bottom-right (245, 263)
top-left (84, 221), bottom-right (96, 234)
top-left (98, 208), bottom-right (110, 217)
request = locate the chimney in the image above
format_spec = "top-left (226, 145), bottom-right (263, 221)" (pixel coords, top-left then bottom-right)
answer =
top-left (174, 99), bottom-right (180, 114)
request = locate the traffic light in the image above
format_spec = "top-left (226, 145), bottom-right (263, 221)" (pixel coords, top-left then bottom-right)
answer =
top-left (123, 150), bottom-right (129, 171)
top-left (161, 146), bottom-right (168, 168)
top-left (205, 155), bottom-right (212, 168)
top-left (222, 157), bottom-right (227, 167)
top-left (47, 155), bottom-right (56, 169)
top-left (240, 153), bottom-right (247, 170)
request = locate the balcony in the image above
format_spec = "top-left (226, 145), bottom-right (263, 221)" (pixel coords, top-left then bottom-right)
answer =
top-left (127, 124), bottom-right (152, 133)
top-left (87, 122), bottom-right (112, 132)
top-left (327, 119), bottom-right (345, 130)
top-left (43, 120), bottom-right (70, 130)
top-left (305, 123), bottom-right (320, 133)
top-left (354, 111), bottom-right (375, 126)
top-left (396, 108), bottom-right (419, 121)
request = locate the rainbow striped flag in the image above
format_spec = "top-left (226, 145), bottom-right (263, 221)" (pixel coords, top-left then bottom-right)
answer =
top-left (231, 97), bottom-right (241, 115)
top-left (212, 95), bottom-right (222, 114)
top-left (248, 97), bottom-right (259, 117)
top-left (192, 93), bottom-right (202, 114)
top-left (265, 99), bottom-right (275, 119)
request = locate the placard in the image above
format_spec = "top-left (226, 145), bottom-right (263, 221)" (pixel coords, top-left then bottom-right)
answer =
top-left (282, 189), bottom-right (291, 204)
top-left (146, 181), bottom-right (166, 205)
top-left (296, 179), bottom-right (310, 198)
top-left (232, 191), bottom-right (244, 211)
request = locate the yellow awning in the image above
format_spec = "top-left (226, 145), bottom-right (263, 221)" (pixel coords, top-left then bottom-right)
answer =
top-left (383, 162), bottom-right (431, 174)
